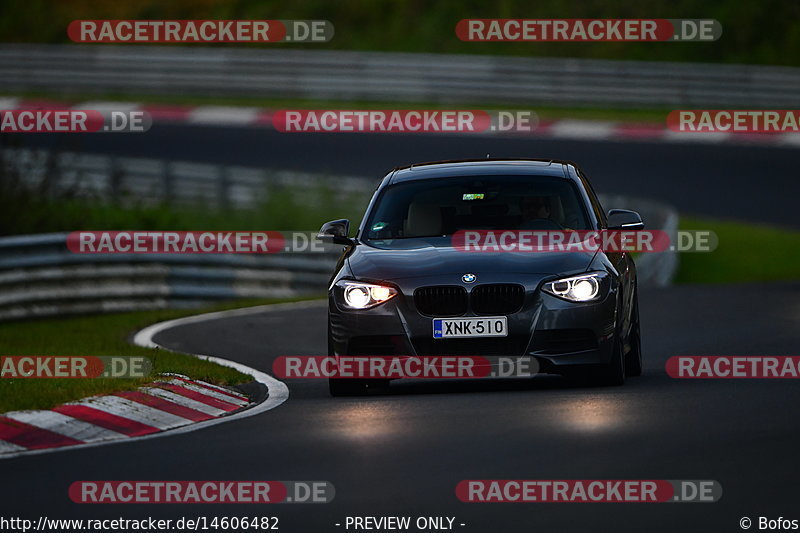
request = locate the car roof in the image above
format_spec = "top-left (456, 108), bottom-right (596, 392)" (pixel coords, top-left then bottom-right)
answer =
top-left (388, 159), bottom-right (576, 184)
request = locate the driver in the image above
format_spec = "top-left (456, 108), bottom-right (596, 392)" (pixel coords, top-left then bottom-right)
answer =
top-left (519, 195), bottom-right (552, 228)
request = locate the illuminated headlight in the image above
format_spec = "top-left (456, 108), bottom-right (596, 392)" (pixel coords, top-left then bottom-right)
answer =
top-left (337, 281), bottom-right (397, 309)
top-left (542, 273), bottom-right (607, 302)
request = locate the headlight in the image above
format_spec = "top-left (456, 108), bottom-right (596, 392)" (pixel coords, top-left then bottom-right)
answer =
top-left (337, 281), bottom-right (398, 309)
top-left (542, 272), bottom-right (607, 302)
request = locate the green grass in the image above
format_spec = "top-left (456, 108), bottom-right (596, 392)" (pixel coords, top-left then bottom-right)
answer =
top-left (0, 296), bottom-right (319, 413)
top-left (675, 216), bottom-right (800, 283)
top-left (0, 176), bottom-right (368, 237)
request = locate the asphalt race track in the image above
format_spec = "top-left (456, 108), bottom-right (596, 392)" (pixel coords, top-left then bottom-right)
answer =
top-left (2, 131), bottom-right (799, 532)
top-left (1, 283), bottom-right (799, 531)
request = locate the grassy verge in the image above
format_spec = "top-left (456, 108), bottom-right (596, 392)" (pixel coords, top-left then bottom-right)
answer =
top-left (0, 176), bottom-right (367, 237)
top-left (1, 91), bottom-right (669, 124)
top-left (0, 296), bottom-right (320, 413)
top-left (675, 216), bottom-right (800, 284)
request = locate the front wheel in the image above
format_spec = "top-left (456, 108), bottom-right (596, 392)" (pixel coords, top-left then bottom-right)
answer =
top-left (593, 332), bottom-right (626, 386)
top-left (625, 290), bottom-right (643, 377)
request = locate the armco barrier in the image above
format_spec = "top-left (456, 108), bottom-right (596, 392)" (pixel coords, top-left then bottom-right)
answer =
top-left (0, 232), bottom-right (342, 321)
top-left (0, 147), bottom-right (372, 210)
top-left (1, 44), bottom-right (799, 108)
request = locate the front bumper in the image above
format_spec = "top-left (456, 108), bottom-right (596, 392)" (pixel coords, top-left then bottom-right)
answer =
top-left (329, 272), bottom-right (619, 376)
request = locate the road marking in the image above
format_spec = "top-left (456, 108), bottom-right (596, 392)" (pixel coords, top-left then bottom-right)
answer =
top-left (0, 416), bottom-right (82, 450)
top-left (154, 383), bottom-right (241, 411)
top-left (663, 130), bottom-right (732, 143)
top-left (160, 378), bottom-right (249, 407)
top-left (0, 97), bottom-right (20, 110)
top-left (4, 98), bottom-right (796, 147)
top-left (188, 106), bottom-right (260, 125)
top-left (74, 395), bottom-right (197, 428)
top-left (3, 410), bottom-right (127, 443)
top-left (52, 405), bottom-right (159, 437)
top-left (75, 101), bottom-right (140, 114)
top-left (132, 299), bottom-right (324, 349)
top-left (1, 301), bottom-right (311, 459)
top-left (114, 390), bottom-right (212, 423)
top-left (549, 120), bottom-right (617, 139)
top-left (142, 387), bottom-right (229, 416)
top-left (172, 375), bottom-right (250, 402)
top-left (0, 439), bottom-right (27, 453)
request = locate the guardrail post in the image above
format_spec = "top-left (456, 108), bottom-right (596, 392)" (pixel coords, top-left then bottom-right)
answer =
top-left (164, 159), bottom-right (174, 205)
top-left (109, 158), bottom-right (122, 201)
top-left (218, 166), bottom-right (230, 211)
top-left (43, 149), bottom-right (59, 201)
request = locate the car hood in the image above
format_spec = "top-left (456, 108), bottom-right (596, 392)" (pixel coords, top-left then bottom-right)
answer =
top-left (348, 242), bottom-right (597, 281)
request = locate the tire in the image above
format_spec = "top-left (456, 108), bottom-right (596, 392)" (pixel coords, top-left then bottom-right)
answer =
top-left (595, 335), bottom-right (626, 386)
top-left (625, 289), bottom-right (643, 377)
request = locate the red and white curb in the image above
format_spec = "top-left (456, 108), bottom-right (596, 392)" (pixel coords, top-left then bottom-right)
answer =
top-left (0, 301), bottom-right (313, 459)
top-left (0, 375), bottom-right (250, 456)
top-left (2, 97), bottom-right (798, 147)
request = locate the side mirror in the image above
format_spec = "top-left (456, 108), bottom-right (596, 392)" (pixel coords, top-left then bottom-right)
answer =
top-left (317, 219), bottom-right (354, 245)
top-left (607, 209), bottom-right (644, 230)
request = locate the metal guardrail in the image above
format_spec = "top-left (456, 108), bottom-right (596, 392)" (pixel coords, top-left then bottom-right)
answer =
top-left (1, 147), bottom-right (373, 210)
top-left (0, 147), bottom-right (360, 320)
top-left (0, 232), bottom-right (342, 321)
top-left (1, 44), bottom-right (799, 108)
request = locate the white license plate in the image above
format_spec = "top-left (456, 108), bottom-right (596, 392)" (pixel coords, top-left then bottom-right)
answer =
top-left (432, 317), bottom-right (507, 338)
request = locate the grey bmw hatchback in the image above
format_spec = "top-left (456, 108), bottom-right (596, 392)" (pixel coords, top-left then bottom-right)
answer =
top-left (319, 159), bottom-right (643, 396)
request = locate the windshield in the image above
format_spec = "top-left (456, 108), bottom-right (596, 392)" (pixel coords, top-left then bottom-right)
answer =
top-left (363, 175), bottom-right (591, 244)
